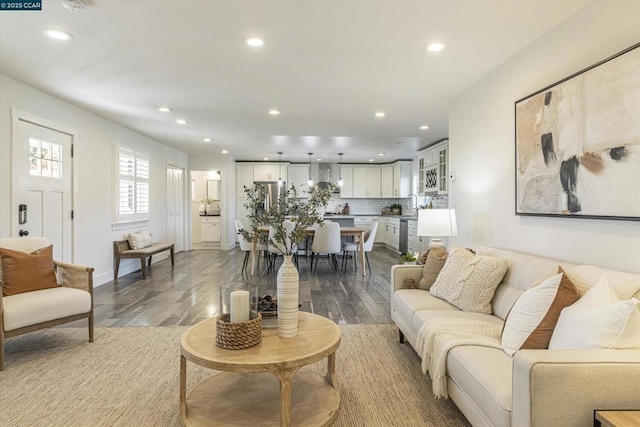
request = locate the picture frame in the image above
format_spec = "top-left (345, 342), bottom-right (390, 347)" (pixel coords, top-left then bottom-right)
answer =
top-left (515, 43), bottom-right (640, 221)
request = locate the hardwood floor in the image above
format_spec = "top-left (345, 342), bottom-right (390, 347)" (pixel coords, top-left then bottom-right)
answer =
top-left (84, 245), bottom-right (401, 327)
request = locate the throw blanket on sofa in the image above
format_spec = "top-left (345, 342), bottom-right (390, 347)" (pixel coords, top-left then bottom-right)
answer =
top-left (416, 318), bottom-right (503, 399)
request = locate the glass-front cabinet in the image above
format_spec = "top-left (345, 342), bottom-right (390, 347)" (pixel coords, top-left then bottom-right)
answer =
top-left (416, 139), bottom-right (448, 196)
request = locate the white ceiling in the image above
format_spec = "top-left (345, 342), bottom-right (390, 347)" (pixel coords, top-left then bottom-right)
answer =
top-left (0, 0), bottom-right (590, 163)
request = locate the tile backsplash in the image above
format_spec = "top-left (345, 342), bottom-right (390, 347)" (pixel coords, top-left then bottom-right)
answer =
top-left (326, 195), bottom-right (448, 215)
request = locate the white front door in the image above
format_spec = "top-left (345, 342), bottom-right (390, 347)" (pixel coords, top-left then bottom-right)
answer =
top-left (13, 114), bottom-right (74, 262)
top-left (167, 165), bottom-right (185, 252)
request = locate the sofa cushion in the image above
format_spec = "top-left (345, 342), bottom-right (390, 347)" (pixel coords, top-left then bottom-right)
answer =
top-left (566, 265), bottom-right (640, 299)
top-left (0, 245), bottom-right (58, 297)
top-left (418, 247), bottom-right (448, 290)
top-left (501, 270), bottom-right (580, 356)
top-left (430, 246), bottom-right (507, 314)
top-left (447, 346), bottom-right (513, 427)
top-left (3, 287), bottom-right (91, 331)
top-left (393, 289), bottom-right (458, 332)
top-left (550, 275), bottom-right (640, 349)
top-left (412, 309), bottom-right (504, 335)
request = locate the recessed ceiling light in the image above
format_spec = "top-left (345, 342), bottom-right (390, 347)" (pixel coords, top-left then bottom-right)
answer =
top-left (42, 28), bottom-right (74, 41)
top-left (378, 153), bottom-right (385, 156)
top-left (317, 158), bottom-right (322, 162)
top-left (176, 119), bottom-right (187, 125)
top-left (203, 138), bottom-right (212, 142)
top-left (268, 109), bottom-right (280, 115)
top-left (369, 159), bottom-right (374, 162)
top-left (420, 125), bottom-right (430, 130)
top-left (426, 42), bottom-right (446, 52)
top-left (221, 150), bottom-right (228, 154)
top-left (245, 37), bottom-right (265, 48)
top-left (157, 106), bottom-right (172, 112)
top-left (264, 157), bottom-right (269, 160)
top-left (375, 112), bottom-right (385, 118)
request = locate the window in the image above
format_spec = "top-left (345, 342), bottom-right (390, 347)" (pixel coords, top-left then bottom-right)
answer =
top-left (114, 145), bottom-right (149, 223)
top-left (30, 137), bottom-right (62, 178)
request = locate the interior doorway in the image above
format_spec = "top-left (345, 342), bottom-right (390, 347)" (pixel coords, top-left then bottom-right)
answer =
top-left (191, 170), bottom-right (222, 249)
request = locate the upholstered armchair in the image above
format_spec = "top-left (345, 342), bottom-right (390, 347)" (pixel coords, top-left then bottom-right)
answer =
top-left (0, 237), bottom-right (94, 370)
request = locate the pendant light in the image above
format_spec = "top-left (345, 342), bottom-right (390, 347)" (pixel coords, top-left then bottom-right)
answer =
top-left (277, 152), bottom-right (283, 187)
top-left (338, 153), bottom-right (344, 187)
top-left (307, 153), bottom-right (314, 188)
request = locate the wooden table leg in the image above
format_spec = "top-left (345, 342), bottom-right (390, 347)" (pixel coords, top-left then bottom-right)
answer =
top-left (180, 355), bottom-right (187, 418)
top-left (325, 352), bottom-right (337, 388)
top-left (274, 368), bottom-right (298, 427)
top-left (250, 230), bottom-right (258, 276)
top-left (359, 230), bottom-right (366, 276)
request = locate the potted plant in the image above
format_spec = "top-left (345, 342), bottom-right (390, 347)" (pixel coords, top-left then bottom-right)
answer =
top-left (399, 253), bottom-right (417, 264)
top-left (390, 203), bottom-right (402, 215)
top-left (238, 182), bottom-right (337, 338)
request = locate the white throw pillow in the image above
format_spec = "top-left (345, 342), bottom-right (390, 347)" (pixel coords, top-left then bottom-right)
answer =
top-left (501, 271), bottom-right (579, 356)
top-left (128, 230), bottom-right (153, 250)
top-left (430, 246), bottom-right (474, 301)
top-left (549, 275), bottom-right (640, 349)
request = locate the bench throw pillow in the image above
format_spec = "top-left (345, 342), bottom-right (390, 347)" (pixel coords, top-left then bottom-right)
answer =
top-left (0, 245), bottom-right (58, 296)
top-left (128, 230), bottom-right (153, 250)
top-left (418, 247), bottom-right (448, 290)
top-left (549, 275), bottom-right (640, 349)
top-left (501, 267), bottom-right (580, 356)
top-left (429, 245), bottom-right (507, 313)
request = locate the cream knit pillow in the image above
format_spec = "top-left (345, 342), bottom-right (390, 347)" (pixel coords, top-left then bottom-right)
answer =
top-left (430, 246), bottom-right (472, 301)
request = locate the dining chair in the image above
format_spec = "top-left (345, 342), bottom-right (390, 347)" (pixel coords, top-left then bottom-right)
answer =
top-left (234, 220), bottom-right (267, 275)
top-left (342, 221), bottom-right (378, 274)
top-left (310, 221), bottom-right (341, 274)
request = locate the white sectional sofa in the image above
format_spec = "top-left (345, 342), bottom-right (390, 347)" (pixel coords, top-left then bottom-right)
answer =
top-left (390, 246), bottom-right (640, 427)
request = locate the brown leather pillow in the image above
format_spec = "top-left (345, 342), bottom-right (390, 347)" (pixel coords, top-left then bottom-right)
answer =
top-left (0, 245), bottom-right (58, 296)
top-left (418, 247), bottom-right (448, 290)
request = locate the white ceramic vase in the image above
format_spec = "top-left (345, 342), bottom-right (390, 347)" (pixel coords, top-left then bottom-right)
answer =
top-left (277, 255), bottom-right (299, 338)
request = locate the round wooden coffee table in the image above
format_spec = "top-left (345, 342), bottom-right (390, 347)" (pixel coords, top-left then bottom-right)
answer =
top-left (180, 311), bottom-right (341, 427)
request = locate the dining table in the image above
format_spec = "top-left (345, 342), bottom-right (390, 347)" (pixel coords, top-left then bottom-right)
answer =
top-left (250, 225), bottom-right (368, 276)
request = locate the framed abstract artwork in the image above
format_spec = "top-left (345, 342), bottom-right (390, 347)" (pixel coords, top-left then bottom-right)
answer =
top-left (515, 43), bottom-right (640, 221)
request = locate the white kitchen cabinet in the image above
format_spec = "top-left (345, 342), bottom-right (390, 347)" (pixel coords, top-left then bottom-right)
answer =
top-left (287, 164), bottom-right (310, 193)
top-left (253, 164), bottom-right (286, 182)
top-left (393, 161), bottom-right (412, 198)
top-left (339, 167), bottom-right (353, 198)
top-left (352, 166), bottom-right (382, 198)
top-left (384, 218), bottom-right (399, 250)
top-left (381, 165), bottom-right (394, 198)
top-left (236, 165), bottom-right (253, 196)
top-left (417, 140), bottom-right (448, 195)
top-left (407, 219), bottom-right (417, 254)
top-left (201, 216), bottom-right (221, 242)
top-left (437, 144), bottom-right (448, 195)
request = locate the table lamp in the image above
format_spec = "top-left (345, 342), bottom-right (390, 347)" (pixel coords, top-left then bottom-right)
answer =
top-left (417, 208), bottom-right (458, 249)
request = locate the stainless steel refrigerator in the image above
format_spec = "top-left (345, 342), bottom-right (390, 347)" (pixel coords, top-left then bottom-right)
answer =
top-left (253, 182), bottom-right (287, 213)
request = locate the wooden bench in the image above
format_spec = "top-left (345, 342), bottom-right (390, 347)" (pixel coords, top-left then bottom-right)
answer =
top-left (113, 240), bottom-right (174, 281)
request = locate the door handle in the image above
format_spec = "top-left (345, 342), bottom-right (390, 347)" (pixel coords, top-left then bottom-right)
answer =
top-left (19, 229), bottom-right (29, 237)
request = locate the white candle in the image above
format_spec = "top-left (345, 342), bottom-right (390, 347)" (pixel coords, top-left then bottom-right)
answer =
top-left (230, 290), bottom-right (250, 323)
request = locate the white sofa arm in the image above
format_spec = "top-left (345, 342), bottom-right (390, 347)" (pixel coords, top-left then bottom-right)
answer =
top-left (390, 264), bottom-right (423, 292)
top-left (512, 349), bottom-right (640, 427)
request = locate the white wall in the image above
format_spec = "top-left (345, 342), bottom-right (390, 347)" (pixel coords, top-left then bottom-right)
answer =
top-left (0, 74), bottom-right (188, 285)
top-left (449, 1), bottom-right (640, 273)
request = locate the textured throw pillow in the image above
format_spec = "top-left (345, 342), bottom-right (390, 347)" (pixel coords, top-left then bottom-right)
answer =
top-left (0, 245), bottom-right (58, 296)
top-left (128, 230), bottom-right (153, 250)
top-left (501, 267), bottom-right (580, 356)
top-left (550, 275), bottom-right (640, 349)
top-left (418, 247), bottom-right (448, 290)
top-left (430, 246), bottom-right (474, 300)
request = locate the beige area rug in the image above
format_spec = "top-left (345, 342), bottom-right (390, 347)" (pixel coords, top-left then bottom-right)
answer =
top-left (0, 325), bottom-right (470, 427)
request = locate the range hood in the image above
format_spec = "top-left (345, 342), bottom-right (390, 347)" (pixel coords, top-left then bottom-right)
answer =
top-left (316, 163), bottom-right (341, 193)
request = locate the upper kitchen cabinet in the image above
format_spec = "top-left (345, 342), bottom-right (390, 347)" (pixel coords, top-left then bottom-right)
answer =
top-left (393, 161), bottom-right (412, 198)
top-left (236, 165), bottom-right (253, 195)
top-left (416, 140), bottom-right (448, 195)
top-left (253, 163), bottom-right (286, 182)
top-left (339, 166), bottom-right (354, 198)
top-left (381, 165), bottom-right (394, 198)
top-left (288, 164), bottom-right (310, 193)
top-left (352, 166), bottom-right (381, 198)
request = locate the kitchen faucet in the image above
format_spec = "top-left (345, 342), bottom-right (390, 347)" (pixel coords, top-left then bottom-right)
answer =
top-left (407, 194), bottom-right (419, 216)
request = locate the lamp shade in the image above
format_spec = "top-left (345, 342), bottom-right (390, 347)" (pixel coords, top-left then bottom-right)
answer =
top-left (417, 209), bottom-right (458, 237)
